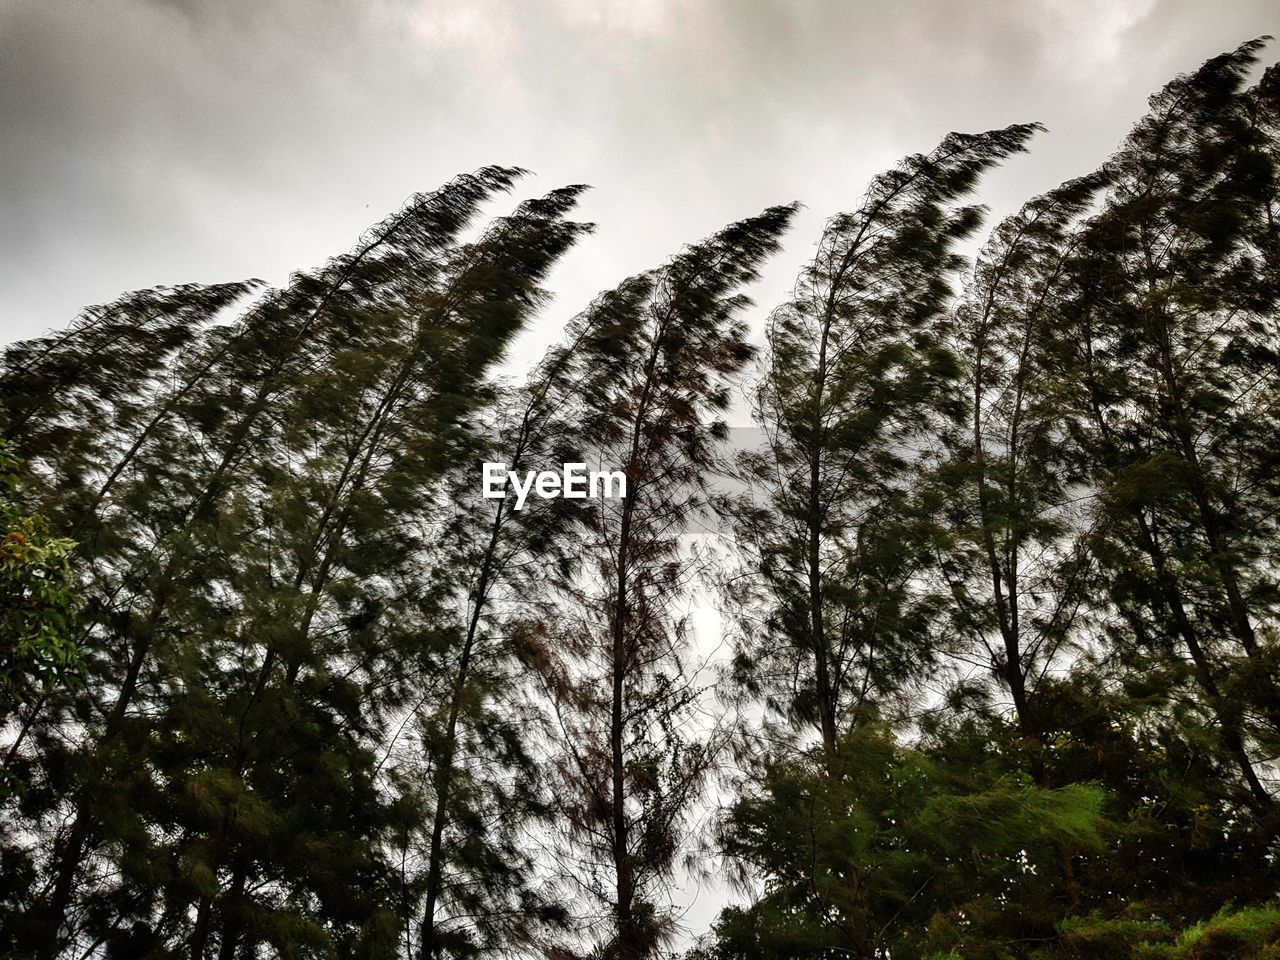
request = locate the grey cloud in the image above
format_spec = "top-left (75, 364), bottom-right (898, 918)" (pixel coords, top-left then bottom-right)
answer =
top-left (2, 0), bottom-right (1276, 942)
top-left (2, 0), bottom-right (1276, 370)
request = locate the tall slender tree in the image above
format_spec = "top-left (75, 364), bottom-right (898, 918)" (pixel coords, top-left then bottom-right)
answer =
top-left (940, 173), bottom-right (1106, 773)
top-left (402, 288), bottom-right (644, 958)
top-left (1049, 41), bottom-right (1280, 811)
top-left (173, 183), bottom-right (591, 960)
top-left (0, 167), bottom-right (593, 958)
top-left (541, 204), bottom-right (796, 959)
top-left (728, 125), bottom-right (1040, 761)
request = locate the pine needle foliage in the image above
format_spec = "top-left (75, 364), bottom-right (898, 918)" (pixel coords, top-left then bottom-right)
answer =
top-left (3, 38), bottom-right (1280, 960)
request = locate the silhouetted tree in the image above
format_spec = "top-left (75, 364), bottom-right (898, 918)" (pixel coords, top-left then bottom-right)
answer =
top-left (541, 205), bottom-right (795, 960)
top-left (727, 124), bottom-right (1040, 761)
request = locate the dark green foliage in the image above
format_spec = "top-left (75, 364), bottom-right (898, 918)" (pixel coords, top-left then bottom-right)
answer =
top-left (3, 36), bottom-right (1280, 960)
top-left (0, 167), bottom-right (595, 959)
top-left (698, 36), bottom-right (1280, 960)
top-left (705, 727), bottom-right (1104, 960)
top-left (728, 123), bottom-right (1040, 758)
top-left (0, 439), bottom-right (79, 769)
top-left (1037, 904), bottom-right (1280, 960)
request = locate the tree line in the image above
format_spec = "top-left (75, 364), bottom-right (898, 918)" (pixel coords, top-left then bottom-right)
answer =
top-left (2, 39), bottom-right (1279, 960)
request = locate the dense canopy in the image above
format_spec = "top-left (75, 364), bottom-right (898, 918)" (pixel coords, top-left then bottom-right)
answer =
top-left (2, 40), bottom-right (1279, 960)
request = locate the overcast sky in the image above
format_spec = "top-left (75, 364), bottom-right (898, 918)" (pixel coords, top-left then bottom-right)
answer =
top-left (2, 0), bottom-right (1278, 370)
top-left (3, 0), bottom-right (1278, 942)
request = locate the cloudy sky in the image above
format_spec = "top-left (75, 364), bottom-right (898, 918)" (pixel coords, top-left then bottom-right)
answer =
top-left (2, 0), bottom-right (1277, 369)
top-left (2, 0), bottom-right (1277, 940)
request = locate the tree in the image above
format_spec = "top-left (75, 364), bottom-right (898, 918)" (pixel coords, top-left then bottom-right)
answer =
top-left (709, 41), bottom-right (1280, 959)
top-left (0, 168), bottom-right (595, 959)
top-left (1047, 40), bottom-right (1280, 811)
top-left (541, 205), bottom-right (796, 959)
top-left (165, 181), bottom-right (592, 960)
top-left (940, 174), bottom-right (1105, 768)
top-left (402, 290), bottom-right (635, 958)
top-left (0, 439), bottom-right (78, 755)
top-left (727, 125), bottom-right (1040, 762)
top-left (703, 728), bottom-right (1104, 960)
